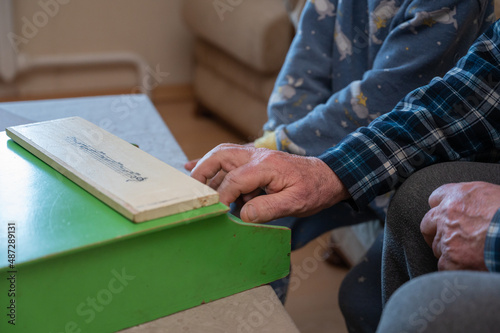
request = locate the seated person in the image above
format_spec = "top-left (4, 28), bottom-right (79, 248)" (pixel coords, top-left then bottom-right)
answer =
top-left (187, 0), bottom-right (495, 265)
top-left (377, 164), bottom-right (500, 332)
top-left (190, 18), bottom-right (500, 332)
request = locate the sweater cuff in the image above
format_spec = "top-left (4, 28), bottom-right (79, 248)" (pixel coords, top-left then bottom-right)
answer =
top-left (254, 131), bottom-right (278, 150)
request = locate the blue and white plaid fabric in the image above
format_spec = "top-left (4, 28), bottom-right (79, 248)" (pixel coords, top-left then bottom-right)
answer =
top-left (485, 210), bottom-right (500, 272)
top-left (319, 20), bottom-right (500, 272)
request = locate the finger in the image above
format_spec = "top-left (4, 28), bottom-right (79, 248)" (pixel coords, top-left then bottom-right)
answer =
top-left (437, 254), bottom-right (460, 271)
top-left (191, 144), bottom-right (251, 184)
top-left (184, 158), bottom-right (200, 172)
top-left (216, 164), bottom-right (272, 207)
top-left (428, 184), bottom-right (454, 208)
top-left (214, 149), bottom-right (288, 207)
top-left (437, 256), bottom-right (450, 271)
top-left (207, 170), bottom-right (228, 190)
top-left (240, 191), bottom-right (300, 223)
top-left (241, 188), bottom-right (263, 203)
top-left (420, 209), bottom-right (437, 247)
top-left (432, 232), bottom-right (443, 259)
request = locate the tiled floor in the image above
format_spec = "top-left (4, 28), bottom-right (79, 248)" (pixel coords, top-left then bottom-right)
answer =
top-left (156, 100), bottom-right (349, 333)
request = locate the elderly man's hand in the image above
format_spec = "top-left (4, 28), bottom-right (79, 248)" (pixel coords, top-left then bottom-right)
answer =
top-left (191, 144), bottom-right (350, 223)
top-left (421, 182), bottom-right (500, 271)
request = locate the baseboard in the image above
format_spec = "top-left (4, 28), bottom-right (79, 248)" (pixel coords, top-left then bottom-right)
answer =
top-left (0, 84), bottom-right (195, 104)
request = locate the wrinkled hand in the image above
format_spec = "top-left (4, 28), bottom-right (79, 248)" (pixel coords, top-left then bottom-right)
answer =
top-left (421, 181), bottom-right (500, 271)
top-left (191, 144), bottom-right (349, 223)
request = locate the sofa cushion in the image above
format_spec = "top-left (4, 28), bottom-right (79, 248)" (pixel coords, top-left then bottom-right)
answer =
top-left (194, 65), bottom-right (269, 138)
top-left (183, 0), bottom-right (293, 73)
top-left (194, 39), bottom-right (276, 102)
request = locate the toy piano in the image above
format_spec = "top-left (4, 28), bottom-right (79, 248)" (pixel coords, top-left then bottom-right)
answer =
top-left (0, 117), bottom-right (290, 332)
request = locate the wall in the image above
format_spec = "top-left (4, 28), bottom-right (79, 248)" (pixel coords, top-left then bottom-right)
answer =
top-left (0, 0), bottom-right (193, 98)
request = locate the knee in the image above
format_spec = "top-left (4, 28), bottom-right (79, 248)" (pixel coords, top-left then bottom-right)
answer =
top-left (385, 163), bottom-right (452, 233)
top-left (377, 271), bottom-right (500, 332)
top-left (386, 162), bottom-right (494, 231)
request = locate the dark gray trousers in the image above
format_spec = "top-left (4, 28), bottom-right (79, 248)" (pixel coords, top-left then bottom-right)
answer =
top-left (377, 161), bottom-right (500, 332)
top-left (382, 161), bottom-right (500, 303)
top-left (341, 161), bottom-right (500, 333)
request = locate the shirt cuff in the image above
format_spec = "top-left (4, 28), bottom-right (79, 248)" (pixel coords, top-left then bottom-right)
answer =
top-left (484, 208), bottom-right (500, 272)
top-left (318, 131), bottom-right (394, 211)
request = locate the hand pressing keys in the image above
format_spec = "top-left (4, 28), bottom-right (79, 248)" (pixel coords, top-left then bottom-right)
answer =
top-left (190, 144), bottom-right (349, 223)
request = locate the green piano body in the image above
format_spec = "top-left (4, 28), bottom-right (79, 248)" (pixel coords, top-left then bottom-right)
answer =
top-left (0, 132), bottom-right (290, 332)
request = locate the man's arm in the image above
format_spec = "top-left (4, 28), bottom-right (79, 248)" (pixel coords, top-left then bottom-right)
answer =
top-left (192, 21), bottom-right (500, 224)
top-left (320, 19), bottom-right (500, 210)
top-left (264, 0), bottom-right (493, 156)
top-left (262, 1), bottom-right (335, 143)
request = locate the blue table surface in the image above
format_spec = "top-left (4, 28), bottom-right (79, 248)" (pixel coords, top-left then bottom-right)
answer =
top-left (0, 94), bottom-right (188, 172)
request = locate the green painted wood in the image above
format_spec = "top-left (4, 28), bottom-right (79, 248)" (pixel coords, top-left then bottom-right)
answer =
top-left (0, 132), bottom-right (291, 332)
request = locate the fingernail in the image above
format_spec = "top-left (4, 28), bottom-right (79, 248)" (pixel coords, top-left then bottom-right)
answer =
top-left (246, 204), bottom-right (258, 222)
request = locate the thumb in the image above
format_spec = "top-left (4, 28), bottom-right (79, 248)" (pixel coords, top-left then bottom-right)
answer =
top-left (240, 194), bottom-right (291, 223)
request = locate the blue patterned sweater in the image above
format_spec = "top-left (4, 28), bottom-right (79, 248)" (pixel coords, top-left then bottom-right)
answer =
top-left (261, 0), bottom-right (495, 156)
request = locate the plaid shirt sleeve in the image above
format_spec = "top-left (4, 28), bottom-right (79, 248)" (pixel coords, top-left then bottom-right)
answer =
top-left (319, 20), bottom-right (500, 210)
top-left (485, 209), bottom-right (500, 272)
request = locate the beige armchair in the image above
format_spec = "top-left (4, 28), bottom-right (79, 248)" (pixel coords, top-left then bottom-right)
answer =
top-left (183, 0), bottom-right (295, 139)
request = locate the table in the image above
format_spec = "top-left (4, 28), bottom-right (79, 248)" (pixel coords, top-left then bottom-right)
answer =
top-left (0, 94), bottom-right (187, 173)
top-left (0, 95), bottom-right (299, 333)
top-left (121, 285), bottom-right (299, 333)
